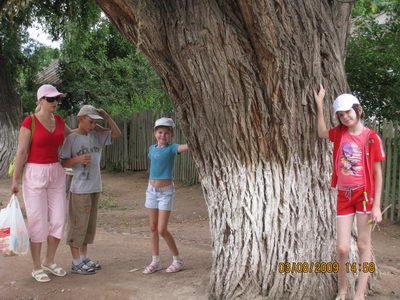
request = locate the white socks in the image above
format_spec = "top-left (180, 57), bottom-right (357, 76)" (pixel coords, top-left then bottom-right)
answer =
top-left (80, 255), bottom-right (88, 261)
top-left (151, 255), bottom-right (182, 264)
top-left (73, 255), bottom-right (88, 266)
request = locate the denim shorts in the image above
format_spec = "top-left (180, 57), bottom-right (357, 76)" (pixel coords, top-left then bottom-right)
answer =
top-left (145, 184), bottom-right (175, 211)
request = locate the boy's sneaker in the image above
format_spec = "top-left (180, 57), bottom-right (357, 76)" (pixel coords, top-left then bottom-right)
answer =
top-left (82, 258), bottom-right (102, 270)
top-left (71, 261), bottom-right (96, 275)
top-left (143, 261), bottom-right (162, 274)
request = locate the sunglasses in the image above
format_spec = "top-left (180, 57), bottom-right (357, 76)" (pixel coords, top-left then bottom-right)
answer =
top-left (43, 96), bottom-right (60, 103)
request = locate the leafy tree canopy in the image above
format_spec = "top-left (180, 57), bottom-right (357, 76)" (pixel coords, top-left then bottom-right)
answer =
top-left (1, 0), bottom-right (101, 111)
top-left (18, 41), bottom-right (60, 113)
top-left (59, 17), bottom-right (171, 119)
top-left (2, 0), bottom-right (171, 119)
top-left (352, 0), bottom-right (398, 16)
top-left (347, 0), bottom-right (400, 123)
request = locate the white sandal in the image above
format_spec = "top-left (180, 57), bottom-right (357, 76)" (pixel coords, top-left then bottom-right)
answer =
top-left (32, 269), bottom-right (51, 282)
top-left (143, 261), bottom-right (162, 274)
top-left (41, 263), bottom-right (67, 277)
top-left (166, 260), bottom-right (184, 273)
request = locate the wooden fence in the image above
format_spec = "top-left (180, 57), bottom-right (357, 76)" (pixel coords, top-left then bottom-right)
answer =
top-left (380, 121), bottom-right (400, 222)
top-left (68, 113), bottom-right (399, 222)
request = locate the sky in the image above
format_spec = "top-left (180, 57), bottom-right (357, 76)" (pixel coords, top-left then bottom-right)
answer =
top-left (27, 22), bottom-right (61, 49)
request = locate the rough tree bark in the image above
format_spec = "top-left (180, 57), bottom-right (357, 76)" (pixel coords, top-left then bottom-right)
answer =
top-left (96, 1), bottom-right (356, 298)
top-left (0, 50), bottom-right (21, 178)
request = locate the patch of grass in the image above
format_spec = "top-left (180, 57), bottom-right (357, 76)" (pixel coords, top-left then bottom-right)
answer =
top-left (180, 178), bottom-right (196, 185)
top-left (99, 195), bottom-right (118, 209)
top-left (107, 162), bottom-right (123, 173)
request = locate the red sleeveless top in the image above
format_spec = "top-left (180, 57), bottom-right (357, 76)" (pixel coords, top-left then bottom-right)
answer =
top-left (21, 114), bottom-right (65, 164)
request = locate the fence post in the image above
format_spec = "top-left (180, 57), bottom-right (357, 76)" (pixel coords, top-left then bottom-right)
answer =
top-left (389, 123), bottom-right (399, 222)
top-left (383, 121), bottom-right (393, 220)
top-left (123, 120), bottom-right (128, 171)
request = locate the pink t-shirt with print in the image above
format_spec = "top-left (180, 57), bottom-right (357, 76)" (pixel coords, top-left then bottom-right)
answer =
top-left (336, 127), bottom-right (369, 188)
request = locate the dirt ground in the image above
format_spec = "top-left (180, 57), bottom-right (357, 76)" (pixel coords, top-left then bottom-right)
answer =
top-left (0, 171), bottom-right (399, 300)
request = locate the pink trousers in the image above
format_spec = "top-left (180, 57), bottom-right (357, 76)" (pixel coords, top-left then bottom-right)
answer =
top-left (22, 163), bottom-right (66, 243)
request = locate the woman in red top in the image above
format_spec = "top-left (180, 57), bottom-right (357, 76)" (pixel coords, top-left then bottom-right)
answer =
top-left (11, 84), bottom-right (71, 282)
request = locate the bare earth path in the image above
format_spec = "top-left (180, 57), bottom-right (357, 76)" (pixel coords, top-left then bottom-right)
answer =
top-left (0, 171), bottom-right (399, 299)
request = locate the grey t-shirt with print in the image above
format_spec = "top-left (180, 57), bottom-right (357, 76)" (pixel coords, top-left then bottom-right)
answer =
top-left (59, 130), bottom-right (112, 194)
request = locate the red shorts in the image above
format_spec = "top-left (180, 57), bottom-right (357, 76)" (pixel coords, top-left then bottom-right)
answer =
top-left (337, 186), bottom-right (372, 217)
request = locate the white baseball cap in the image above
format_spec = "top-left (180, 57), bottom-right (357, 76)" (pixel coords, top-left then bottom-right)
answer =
top-left (154, 117), bottom-right (175, 128)
top-left (333, 94), bottom-right (360, 114)
top-left (77, 105), bottom-right (103, 120)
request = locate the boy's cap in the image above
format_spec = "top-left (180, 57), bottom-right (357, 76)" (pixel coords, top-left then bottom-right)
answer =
top-left (77, 105), bottom-right (103, 120)
top-left (333, 94), bottom-right (360, 114)
top-left (37, 84), bottom-right (66, 100)
top-left (154, 117), bottom-right (175, 128)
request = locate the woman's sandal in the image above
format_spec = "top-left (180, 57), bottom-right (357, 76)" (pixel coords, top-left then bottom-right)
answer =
top-left (31, 269), bottom-right (51, 282)
top-left (142, 261), bottom-right (162, 274)
top-left (166, 260), bottom-right (184, 273)
top-left (41, 263), bottom-right (67, 277)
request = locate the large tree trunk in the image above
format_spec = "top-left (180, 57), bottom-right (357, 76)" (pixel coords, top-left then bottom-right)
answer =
top-left (0, 50), bottom-right (21, 178)
top-left (96, 1), bottom-right (356, 298)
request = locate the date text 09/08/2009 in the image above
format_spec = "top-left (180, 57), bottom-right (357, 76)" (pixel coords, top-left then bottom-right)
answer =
top-left (278, 262), bottom-right (376, 274)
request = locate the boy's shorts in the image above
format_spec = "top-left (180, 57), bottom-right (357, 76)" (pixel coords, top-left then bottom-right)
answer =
top-left (66, 192), bottom-right (100, 247)
top-left (145, 184), bottom-right (175, 211)
top-left (336, 186), bottom-right (372, 217)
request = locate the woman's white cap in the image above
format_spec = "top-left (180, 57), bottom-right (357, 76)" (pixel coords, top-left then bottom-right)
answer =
top-left (37, 84), bottom-right (65, 100)
top-left (333, 94), bottom-right (360, 114)
top-left (154, 117), bottom-right (175, 128)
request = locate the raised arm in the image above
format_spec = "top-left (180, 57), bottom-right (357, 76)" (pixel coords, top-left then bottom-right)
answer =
top-left (11, 127), bottom-right (32, 194)
top-left (313, 84), bottom-right (329, 139)
top-left (96, 109), bottom-right (122, 139)
top-left (178, 144), bottom-right (188, 153)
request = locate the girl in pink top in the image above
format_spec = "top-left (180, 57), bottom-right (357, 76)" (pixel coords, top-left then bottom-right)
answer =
top-left (11, 84), bottom-right (72, 282)
top-left (314, 85), bottom-right (385, 300)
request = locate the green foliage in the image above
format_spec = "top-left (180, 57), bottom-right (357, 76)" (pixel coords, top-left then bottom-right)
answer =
top-left (352, 0), bottom-right (399, 16)
top-left (59, 17), bottom-right (172, 118)
top-left (3, 0), bottom-right (171, 117)
top-left (1, 1), bottom-right (32, 83)
top-left (18, 41), bottom-right (60, 113)
top-left (1, 0), bottom-right (99, 115)
top-left (106, 161), bottom-right (123, 173)
top-left (347, 0), bottom-right (400, 123)
top-left (353, 0), bottom-right (379, 16)
top-left (31, 0), bottom-right (100, 40)
top-left (99, 195), bottom-right (118, 209)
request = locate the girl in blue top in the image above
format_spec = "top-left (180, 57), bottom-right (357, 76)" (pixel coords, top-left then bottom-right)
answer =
top-left (143, 117), bottom-right (188, 274)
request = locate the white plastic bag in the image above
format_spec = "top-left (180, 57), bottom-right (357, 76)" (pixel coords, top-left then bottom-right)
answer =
top-left (0, 194), bottom-right (29, 256)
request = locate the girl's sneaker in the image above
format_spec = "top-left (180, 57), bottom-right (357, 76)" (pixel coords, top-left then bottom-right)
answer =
top-left (166, 260), bottom-right (184, 273)
top-left (143, 261), bottom-right (162, 274)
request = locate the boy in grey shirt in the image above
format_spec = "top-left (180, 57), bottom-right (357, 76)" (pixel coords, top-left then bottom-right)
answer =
top-left (60, 105), bottom-right (121, 274)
